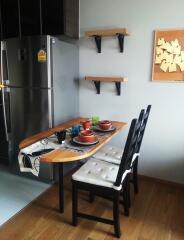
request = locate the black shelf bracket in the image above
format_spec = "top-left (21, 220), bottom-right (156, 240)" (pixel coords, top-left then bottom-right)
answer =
top-left (117, 34), bottom-right (125, 53)
top-left (92, 81), bottom-right (122, 95)
top-left (92, 33), bottom-right (126, 53)
top-left (93, 81), bottom-right (101, 94)
top-left (94, 35), bottom-right (102, 53)
top-left (115, 82), bottom-right (121, 95)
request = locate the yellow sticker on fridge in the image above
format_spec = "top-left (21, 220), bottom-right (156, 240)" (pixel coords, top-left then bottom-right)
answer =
top-left (38, 50), bottom-right (47, 62)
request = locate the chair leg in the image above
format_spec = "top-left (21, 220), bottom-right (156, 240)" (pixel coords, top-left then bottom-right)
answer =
top-left (89, 192), bottom-right (95, 203)
top-left (127, 175), bottom-right (131, 208)
top-left (123, 179), bottom-right (129, 217)
top-left (113, 191), bottom-right (121, 238)
top-left (72, 181), bottom-right (78, 226)
top-left (133, 158), bottom-right (139, 194)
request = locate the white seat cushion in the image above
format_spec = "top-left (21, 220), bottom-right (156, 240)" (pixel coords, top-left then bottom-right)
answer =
top-left (92, 145), bottom-right (123, 164)
top-left (72, 158), bottom-right (131, 191)
top-left (92, 144), bottom-right (140, 166)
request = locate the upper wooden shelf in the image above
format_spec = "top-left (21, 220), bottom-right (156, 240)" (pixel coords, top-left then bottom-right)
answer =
top-left (85, 76), bottom-right (128, 95)
top-left (85, 28), bottom-right (130, 37)
top-left (85, 28), bottom-right (130, 53)
top-left (85, 76), bottom-right (128, 82)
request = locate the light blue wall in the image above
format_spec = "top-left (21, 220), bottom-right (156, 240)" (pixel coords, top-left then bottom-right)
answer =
top-left (79, 0), bottom-right (184, 184)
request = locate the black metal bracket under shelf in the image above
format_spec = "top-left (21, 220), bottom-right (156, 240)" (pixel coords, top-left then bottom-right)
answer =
top-left (117, 34), bottom-right (124, 53)
top-left (115, 82), bottom-right (121, 96)
top-left (93, 81), bottom-right (101, 94)
top-left (93, 81), bottom-right (121, 95)
top-left (94, 35), bottom-right (102, 53)
top-left (93, 33), bottom-right (125, 53)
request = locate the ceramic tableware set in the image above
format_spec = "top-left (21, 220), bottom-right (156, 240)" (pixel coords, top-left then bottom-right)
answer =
top-left (71, 118), bottom-right (116, 146)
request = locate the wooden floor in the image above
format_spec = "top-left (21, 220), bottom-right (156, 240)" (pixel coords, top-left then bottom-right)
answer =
top-left (0, 173), bottom-right (184, 240)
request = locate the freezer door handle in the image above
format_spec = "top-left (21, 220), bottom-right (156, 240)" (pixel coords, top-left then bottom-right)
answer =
top-left (48, 89), bottom-right (53, 128)
top-left (1, 41), bottom-right (10, 85)
top-left (2, 88), bottom-right (11, 141)
top-left (0, 42), bottom-right (10, 141)
top-left (0, 42), bottom-right (3, 86)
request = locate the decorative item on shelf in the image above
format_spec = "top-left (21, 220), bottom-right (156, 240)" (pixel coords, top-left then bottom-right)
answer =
top-left (152, 29), bottom-right (184, 81)
top-left (85, 76), bottom-right (128, 96)
top-left (85, 28), bottom-right (130, 53)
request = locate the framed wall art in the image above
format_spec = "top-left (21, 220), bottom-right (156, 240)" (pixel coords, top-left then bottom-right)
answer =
top-left (152, 29), bottom-right (184, 81)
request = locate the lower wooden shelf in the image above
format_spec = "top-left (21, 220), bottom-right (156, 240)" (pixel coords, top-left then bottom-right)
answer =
top-left (84, 76), bottom-right (128, 95)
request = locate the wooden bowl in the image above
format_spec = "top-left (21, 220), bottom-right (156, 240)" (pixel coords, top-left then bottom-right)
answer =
top-left (79, 130), bottom-right (95, 142)
top-left (99, 120), bottom-right (112, 130)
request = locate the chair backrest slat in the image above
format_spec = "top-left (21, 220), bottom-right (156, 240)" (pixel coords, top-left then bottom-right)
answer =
top-left (113, 106), bottom-right (151, 188)
top-left (132, 109), bottom-right (144, 148)
top-left (114, 118), bottom-right (138, 187)
top-left (135, 105), bottom-right (151, 153)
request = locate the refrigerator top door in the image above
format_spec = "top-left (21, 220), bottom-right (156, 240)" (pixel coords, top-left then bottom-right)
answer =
top-left (3, 35), bottom-right (52, 88)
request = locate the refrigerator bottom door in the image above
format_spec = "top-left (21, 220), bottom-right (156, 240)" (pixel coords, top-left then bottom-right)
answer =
top-left (0, 95), bottom-right (9, 165)
top-left (0, 139), bottom-right (9, 165)
top-left (0, 105), bottom-right (7, 141)
top-left (9, 87), bottom-right (54, 181)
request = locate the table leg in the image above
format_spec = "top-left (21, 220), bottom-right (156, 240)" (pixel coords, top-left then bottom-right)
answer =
top-left (59, 163), bottom-right (64, 213)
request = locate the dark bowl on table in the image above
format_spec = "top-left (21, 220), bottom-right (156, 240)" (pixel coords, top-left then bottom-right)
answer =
top-left (99, 120), bottom-right (112, 130)
top-left (79, 130), bottom-right (96, 143)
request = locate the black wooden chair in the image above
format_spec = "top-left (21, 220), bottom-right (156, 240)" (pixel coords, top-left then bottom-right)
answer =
top-left (88, 109), bottom-right (145, 211)
top-left (131, 105), bottom-right (151, 193)
top-left (92, 105), bottom-right (151, 194)
top-left (71, 118), bottom-right (139, 238)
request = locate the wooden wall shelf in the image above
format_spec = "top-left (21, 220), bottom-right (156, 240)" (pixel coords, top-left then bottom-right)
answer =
top-left (85, 76), bottom-right (128, 95)
top-left (85, 28), bottom-right (130, 53)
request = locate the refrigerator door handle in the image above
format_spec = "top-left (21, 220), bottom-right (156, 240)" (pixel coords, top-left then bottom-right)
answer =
top-left (0, 42), bottom-right (3, 86)
top-left (1, 41), bottom-right (10, 85)
top-left (2, 88), bottom-right (11, 141)
top-left (48, 89), bottom-right (53, 128)
top-left (1, 41), bottom-right (11, 141)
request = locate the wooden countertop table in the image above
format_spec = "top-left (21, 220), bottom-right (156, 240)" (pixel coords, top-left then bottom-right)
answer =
top-left (19, 117), bottom-right (128, 213)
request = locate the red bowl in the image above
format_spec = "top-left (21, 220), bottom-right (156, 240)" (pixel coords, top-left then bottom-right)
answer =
top-left (99, 120), bottom-right (112, 130)
top-left (80, 130), bottom-right (94, 136)
top-left (79, 130), bottom-right (95, 142)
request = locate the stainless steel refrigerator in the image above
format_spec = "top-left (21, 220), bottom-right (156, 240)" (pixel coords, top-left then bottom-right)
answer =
top-left (0, 35), bottom-right (79, 181)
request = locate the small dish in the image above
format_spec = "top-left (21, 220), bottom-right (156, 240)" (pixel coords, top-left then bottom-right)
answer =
top-left (93, 125), bottom-right (116, 132)
top-left (72, 136), bottom-right (99, 146)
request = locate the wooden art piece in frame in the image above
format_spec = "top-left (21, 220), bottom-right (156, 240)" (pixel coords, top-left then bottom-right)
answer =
top-left (152, 29), bottom-right (184, 81)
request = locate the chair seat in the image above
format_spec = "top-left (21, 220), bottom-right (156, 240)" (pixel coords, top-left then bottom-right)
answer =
top-left (92, 145), bottom-right (123, 164)
top-left (92, 144), bottom-right (140, 166)
top-left (72, 158), bottom-right (131, 191)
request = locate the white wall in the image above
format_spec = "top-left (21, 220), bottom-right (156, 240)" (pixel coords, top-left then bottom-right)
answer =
top-left (79, 0), bottom-right (184, 184)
